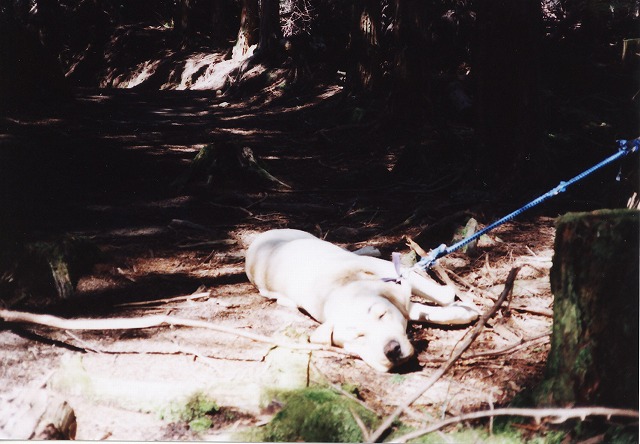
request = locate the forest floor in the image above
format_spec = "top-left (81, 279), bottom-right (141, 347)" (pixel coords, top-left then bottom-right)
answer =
top-left (0, 29), bottom-right (635, 441)
top-left (0, 84), bottom-right (559, 441)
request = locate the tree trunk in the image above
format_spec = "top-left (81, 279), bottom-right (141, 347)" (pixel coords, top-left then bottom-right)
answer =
top-left (210, 1), bottom-right (232, 42)
top-left (174, 0), bottom-right (192, 35)
top-left (347, 0), bottom-right (383, 93)
top-left (258, 0), bottom-right (281, 56)
top-left (389, 0), bottom-right (429, 123)
top-left (233, 0), bottom-right (259, 59)
top-left (474, 0), bottom-right (542, 191)
top-left (0, 6), bottom-right (69, 107)
top-left (535, 210), bottom-right (639, 409)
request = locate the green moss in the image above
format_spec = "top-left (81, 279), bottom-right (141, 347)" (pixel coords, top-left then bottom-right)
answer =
top-left (604, 425), bottom-right (639, 444)
top-left (182, 392), bottom-right (219, 420)
top-left (252, 387), bottom-right (379, 442)
top-left (188, 417), bottom-right (214, 432)
top-left (573, 345), bottom-right (593, 381)
top-left (340, 382), bottom-right (360, 397)
top-left (390, 374), bottom-right (407, 384)
top-left (160, 391), bottom-right (219, 432)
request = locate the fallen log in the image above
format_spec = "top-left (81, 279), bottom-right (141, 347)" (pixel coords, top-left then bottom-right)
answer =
top-left (0, 374), bottom-right (76, 439)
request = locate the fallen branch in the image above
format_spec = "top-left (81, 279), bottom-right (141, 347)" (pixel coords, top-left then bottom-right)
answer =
top-left (511, 305), bottom-right (553, 317)
top-left (168, 219), bottom-right (214, 233)
top-left (443, 267), bottom-right (553, 317)
top-left (438, 267), bottom-right (495, 307)
top-left (0, 309), bottom-right (354, 357)
top-left (427, 332), bottom-right (550, 363)
top-left (56, 330), bottom-right (267, 362)
top-left (431, 263), bottom-right (479, 308)
top-left (367, 267), bottom-right (521, 443)
top-left (177, 239), bottom-right (237, 249)
top-left (462, 333), bottom-right (549, 360)
top-left (393, 407), bottom-right (639, 443)
top-left (114, 291), bottom-right (211, 308)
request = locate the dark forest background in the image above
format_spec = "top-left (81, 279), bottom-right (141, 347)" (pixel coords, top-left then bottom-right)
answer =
top-left (0, 0), bottom-right (638, 303)
top-left (2, 0), bottom-right (638, 184)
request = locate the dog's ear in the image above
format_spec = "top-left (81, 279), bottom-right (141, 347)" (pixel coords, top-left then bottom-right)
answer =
top-left (309, 322), bottom-right (333, 345)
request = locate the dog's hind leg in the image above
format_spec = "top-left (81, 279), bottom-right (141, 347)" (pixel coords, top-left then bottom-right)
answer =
top-left (257, 288), bottom-right (299, 309)
top-left (408, 302), bottom-right (479, 325)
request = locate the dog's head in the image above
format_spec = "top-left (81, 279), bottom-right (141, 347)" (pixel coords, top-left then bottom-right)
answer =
top-left (314, 280), bottom-right (414, 372)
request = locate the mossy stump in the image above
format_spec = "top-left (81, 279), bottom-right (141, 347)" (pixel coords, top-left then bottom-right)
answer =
top-left (537, 209), bottom-right (639, 408)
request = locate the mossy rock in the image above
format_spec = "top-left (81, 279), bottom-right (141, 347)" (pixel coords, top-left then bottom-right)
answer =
top-left (252, 387), bottom-right (379, 442)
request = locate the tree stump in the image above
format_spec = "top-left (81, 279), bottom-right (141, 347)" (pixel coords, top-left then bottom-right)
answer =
top-left (171, 143), bottom-right (289, 191)
top-left (536, 209), bottom-right (639, 409)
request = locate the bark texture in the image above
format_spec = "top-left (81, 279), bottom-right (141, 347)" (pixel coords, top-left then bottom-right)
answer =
top-left (537, 209), bottom-right (639, 409)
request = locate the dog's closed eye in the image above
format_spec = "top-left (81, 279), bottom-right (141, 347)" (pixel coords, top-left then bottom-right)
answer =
top-left (343, 325), bottom-right (365, 341)
top-left (369, 304), bottom-right (388, 320)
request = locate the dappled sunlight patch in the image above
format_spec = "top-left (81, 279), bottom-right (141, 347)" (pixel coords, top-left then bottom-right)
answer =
top-left (100, 60), bottom-right (162, 88)
top-left (172, 53), bottom-right (225, 90)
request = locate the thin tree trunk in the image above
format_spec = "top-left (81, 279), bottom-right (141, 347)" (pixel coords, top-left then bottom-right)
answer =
top-left (390, 0), bottom-right (429, 122)
top-left (233, 0), bottom-right (259, 59)
top-left (258, 0), bottom-right (281, 56)
top-left (174, 0), bottom-right (191, 35)
top-left (348, 0), bottom-right (382, 93)
top-left (475, 0), bottom-right (542, 190)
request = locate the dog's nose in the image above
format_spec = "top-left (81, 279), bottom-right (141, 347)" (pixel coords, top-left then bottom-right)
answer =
top-left (384, 340), bottom-right (403, 362)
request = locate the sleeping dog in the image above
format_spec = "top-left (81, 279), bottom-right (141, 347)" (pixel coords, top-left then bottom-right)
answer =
top-left (245, 229), bottom-right (479, 372)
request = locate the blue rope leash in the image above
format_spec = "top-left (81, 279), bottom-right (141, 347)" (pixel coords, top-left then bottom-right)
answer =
top-left (415, 138), bottom-right (640, 270)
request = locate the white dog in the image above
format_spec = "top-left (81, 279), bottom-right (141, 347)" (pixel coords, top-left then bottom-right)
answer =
top-left (245, 229), bottom-right (478, 372)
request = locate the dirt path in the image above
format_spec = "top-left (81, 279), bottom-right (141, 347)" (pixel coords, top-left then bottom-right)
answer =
top-left (0, 87), bottom-right (555, 440)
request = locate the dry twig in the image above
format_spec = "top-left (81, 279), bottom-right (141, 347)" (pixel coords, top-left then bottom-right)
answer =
top-left (428, 332), bottom-right (550, 363)
top-left (350, 407), bottom-right (372, 442)
top-left (462, 333), bottom-right (549, 360)
top-left (367, 267), bottom-right (521, 443)
top-left (393, 407), bottom-right (639, 443)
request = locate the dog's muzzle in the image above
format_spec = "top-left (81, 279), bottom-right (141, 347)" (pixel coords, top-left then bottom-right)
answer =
top-left (384, 340), bottom-right (404, 363)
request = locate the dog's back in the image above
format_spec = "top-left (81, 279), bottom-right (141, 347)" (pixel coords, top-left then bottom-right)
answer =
top-left (246, 229), bottom-right (412, 320)
top-left (245, 229), bottom-right (316, 288)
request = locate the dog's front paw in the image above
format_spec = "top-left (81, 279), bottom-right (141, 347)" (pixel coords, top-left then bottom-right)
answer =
top-left (445, 302), bottom-right (480, 324)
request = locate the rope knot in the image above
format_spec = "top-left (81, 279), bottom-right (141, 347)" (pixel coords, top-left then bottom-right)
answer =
top-left (618, 138), bottom-right (640, 153)
top-left (415, 243), bottom-right (447, 270)
top-left (553, 181), bottom-right (567, 195)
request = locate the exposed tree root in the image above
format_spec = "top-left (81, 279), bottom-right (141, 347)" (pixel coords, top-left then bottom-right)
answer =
top-left (0, 309), bottom-right (354, 357)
